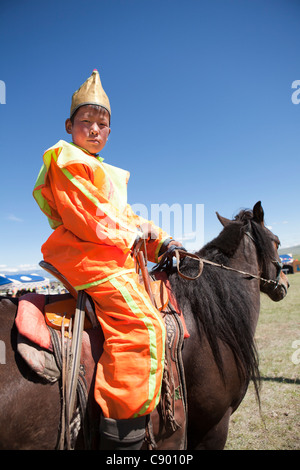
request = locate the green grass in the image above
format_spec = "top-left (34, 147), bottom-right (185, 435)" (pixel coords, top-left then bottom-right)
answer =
top-left (225, 273), bottom-right (300, 450)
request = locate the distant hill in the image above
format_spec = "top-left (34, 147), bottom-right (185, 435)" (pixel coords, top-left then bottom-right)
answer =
top-left (279, 245), bottom-right (300, 257)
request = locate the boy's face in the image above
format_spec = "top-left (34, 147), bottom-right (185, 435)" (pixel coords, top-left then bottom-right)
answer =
top-left (65, 105), bottom-right (111, 155)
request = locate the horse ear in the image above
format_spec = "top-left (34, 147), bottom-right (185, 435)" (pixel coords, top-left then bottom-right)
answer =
top-left (252, 201), bottom-right (264, 224)
top-left (216, 212), bottom-right (231, 227)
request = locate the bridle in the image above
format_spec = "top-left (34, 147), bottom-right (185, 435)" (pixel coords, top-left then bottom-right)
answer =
top-left (154, 232), bottom-right (283, 289)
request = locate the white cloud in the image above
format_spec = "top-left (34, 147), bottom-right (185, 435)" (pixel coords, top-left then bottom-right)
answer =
top-left (1, 264), bottom-right (41, 274)
top-left (1, 267), bottom-right (19, 273)
top-left (6, 214), bottom-right (24, 223)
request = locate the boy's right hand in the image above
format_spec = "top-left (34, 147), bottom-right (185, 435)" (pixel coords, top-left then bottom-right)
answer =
top-left (138, 223), bottom-right (159, 242)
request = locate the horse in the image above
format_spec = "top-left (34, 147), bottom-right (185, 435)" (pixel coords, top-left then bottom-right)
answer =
top-left (0, 201), bottom-right (289, 450)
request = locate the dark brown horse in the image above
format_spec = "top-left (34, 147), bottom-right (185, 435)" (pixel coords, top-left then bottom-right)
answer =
top-left (0, 202), bottom-right (289, 450)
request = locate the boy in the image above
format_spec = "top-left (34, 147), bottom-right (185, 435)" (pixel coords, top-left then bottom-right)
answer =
top-left (33, 70), bottom-right (181, 449)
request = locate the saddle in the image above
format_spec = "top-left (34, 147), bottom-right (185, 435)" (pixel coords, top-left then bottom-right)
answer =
top-left (14, 261), bottom-right (188, 450)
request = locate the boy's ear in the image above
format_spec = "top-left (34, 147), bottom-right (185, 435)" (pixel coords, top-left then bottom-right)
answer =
top-left (65, 118), bottom-right (72, 134)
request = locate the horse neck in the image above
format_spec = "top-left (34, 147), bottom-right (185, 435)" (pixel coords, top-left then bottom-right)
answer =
top-left (230, 231), bottom-right (259, 272)
top-left (229, 231), bottom-right (261, 332)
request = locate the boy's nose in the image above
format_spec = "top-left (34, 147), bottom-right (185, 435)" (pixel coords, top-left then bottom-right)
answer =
top-left (90, 124), bottom-right (99, 135)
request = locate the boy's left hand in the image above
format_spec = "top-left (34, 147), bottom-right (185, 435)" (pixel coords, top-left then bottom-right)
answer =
top-left (138, 223), bottom-right (159, 242)
top-left (138, 224), bottom-right (183, 249)
top-left (166, 240), bottom-right (183, 250)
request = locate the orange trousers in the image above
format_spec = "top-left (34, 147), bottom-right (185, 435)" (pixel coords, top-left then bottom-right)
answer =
top-left (86, 270), bottom-right (166, 420)
top-left (42, 227), bottom-right (166, 420)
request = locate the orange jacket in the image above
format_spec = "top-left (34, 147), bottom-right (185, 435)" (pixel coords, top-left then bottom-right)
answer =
top-left (33, 140), bottom-right (171, 289)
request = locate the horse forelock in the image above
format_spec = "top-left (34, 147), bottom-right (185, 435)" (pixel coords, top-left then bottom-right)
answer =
top-left (234, 208), bottom-right (253, 223)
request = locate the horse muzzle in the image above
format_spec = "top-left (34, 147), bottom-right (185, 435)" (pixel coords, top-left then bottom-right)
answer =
top-left (271, 273), bottom-right (289, 301)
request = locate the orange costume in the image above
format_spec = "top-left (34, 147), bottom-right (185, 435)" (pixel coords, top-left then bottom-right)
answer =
top-left (34, 139), bottom-right (169, 420)
top-left (33, 70), bottom-right (177, 449)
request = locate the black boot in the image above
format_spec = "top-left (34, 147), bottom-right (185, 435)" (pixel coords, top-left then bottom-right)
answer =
top-left (99, 415), bottom-right (146, 450)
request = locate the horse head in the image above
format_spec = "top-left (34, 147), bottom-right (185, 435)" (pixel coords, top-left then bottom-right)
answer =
top-left (216, 201), bottom-right (289, 302)
top-left (251, 201), bottom-right (289, 301)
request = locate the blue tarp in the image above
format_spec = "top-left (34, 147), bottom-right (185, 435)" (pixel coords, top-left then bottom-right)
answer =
top-left (0, 273), bottom-right (49, 290)
top-left (0, 275), bottom-right (13, 286)
top-left (279, 254), bottom-right (293, 264)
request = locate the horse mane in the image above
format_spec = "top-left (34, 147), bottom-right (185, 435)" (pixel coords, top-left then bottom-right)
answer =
top-left (170, 208), bottom-right (266, 401)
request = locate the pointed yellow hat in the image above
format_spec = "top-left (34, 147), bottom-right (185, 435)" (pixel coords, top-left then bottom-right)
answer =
top-left (70, 69), bottom-right (111, 118)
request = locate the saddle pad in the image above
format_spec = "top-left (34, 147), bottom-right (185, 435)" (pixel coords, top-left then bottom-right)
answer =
top-left (17, 331), bottom-right (61, 383)
top-left (15, 294), bottom-right (93, 352)
top-left (15, 293), bottom-right (52, 351)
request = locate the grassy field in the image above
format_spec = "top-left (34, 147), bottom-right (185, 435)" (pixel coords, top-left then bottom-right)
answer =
top-left (225, 273), bottom-right (300, 450)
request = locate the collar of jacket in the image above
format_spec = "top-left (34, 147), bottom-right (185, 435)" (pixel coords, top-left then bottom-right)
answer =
top-left (70, 141), bottom-right (104, 163)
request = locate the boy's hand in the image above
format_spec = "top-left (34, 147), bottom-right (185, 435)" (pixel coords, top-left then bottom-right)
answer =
top-left (132, 224), bottom-right (157, 255)
top-left (138, 225), bottom-right (183, 248)
top-left (166, 240), bottom-right (183, 250)
top-left (132, 224), bottom-right (183, 257)
top-left (139, 223), bottom-right (159, 242)
top-left (157, 239), bottom-right (183, 259)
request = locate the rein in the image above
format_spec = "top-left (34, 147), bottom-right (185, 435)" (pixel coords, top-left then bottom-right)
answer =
top-left (154, 245), bottom-right (282, 288)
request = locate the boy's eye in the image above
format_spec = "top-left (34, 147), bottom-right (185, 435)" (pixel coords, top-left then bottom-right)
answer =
top-left (81, 119), bottom-right (108, 128)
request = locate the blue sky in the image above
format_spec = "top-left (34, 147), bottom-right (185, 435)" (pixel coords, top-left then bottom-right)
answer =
top-left (0, 0), bottom-right (299, 273)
